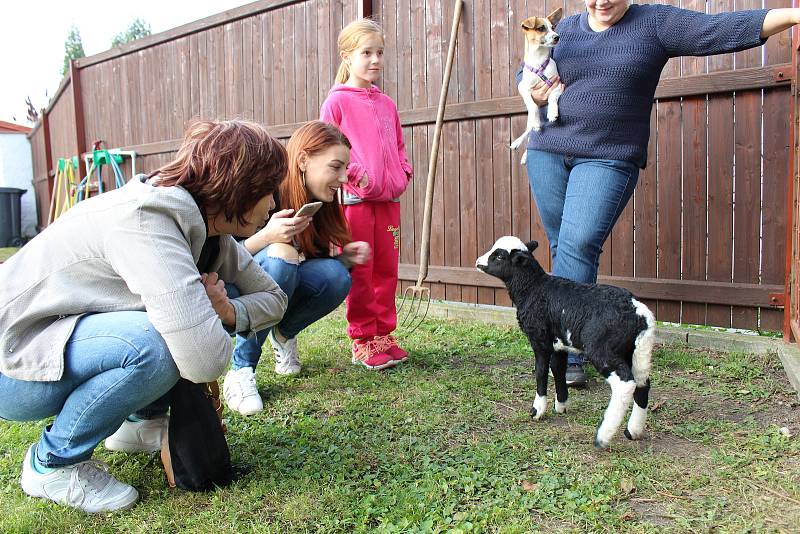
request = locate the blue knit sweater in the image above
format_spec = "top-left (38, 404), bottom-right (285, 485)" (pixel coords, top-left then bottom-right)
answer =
top-left (520, 4), bottom-right (769, 167)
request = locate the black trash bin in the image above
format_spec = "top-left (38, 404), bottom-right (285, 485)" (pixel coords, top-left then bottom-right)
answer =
top-left (0, 187), bottom-right (26, 247)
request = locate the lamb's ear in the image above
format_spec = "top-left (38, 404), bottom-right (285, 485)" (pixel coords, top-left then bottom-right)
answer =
top-left (547, 7), bottom-right (563, 27)
top-left (511, 249), bottom-right (529, 265)
top-left (521, 17), bottom-right (536, 30)
top-left (525, 240), bottom-right (539, 253)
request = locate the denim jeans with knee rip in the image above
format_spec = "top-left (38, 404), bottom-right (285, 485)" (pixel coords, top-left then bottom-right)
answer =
top-left (229, 244), bottom-right (352, 370)
top-left (525, 149), bottom-right (640, 365)
top-left (0, 311), bottom-right (180, 467)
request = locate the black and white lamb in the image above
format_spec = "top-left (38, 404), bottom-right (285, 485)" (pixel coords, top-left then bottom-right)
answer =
top-left (476, 236), bottom-right (655, 449)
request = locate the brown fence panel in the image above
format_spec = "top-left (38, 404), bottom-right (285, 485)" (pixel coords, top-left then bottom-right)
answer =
top-left (25, 0), bottom-right (795, 334)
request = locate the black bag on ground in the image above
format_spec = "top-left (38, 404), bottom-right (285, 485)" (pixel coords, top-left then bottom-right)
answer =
top-left (160, 378), bottom-right (233, 491)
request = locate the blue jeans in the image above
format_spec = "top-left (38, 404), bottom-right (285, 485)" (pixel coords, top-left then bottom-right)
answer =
top-left (229, 246), bottom-right (352, 370)
top-left (0, 311), bottom-right (180, 467)
top-left (526, 149), bottom-right (639, 365)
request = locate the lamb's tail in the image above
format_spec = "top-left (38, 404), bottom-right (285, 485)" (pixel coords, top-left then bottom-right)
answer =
top-left (631, 298), bottom-right (655, 387)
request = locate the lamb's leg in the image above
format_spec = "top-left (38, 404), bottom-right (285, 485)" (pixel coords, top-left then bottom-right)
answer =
top-left (550, 352), bottom-right (569, 414)
top-left (594, 371), bottom-right (636, 449)
top-left (531, 347), bottom-right (551, 420)
top-left (624, 379), bottom-right (650, 440)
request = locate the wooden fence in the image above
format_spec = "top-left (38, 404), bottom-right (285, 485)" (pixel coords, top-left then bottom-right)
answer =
top-left (27, 0), bottom-right (798, 335)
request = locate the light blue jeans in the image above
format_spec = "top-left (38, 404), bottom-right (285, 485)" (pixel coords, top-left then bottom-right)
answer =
top-left (229, 246), bottom-right (352, 370)
top-left (0, 311), bottom-right (180, 467)
top-left (526, 149), bottom-right (640, 365)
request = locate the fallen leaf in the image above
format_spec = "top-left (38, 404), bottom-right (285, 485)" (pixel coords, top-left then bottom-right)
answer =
top-left (649, 400), bottom-right (666, 412)
top-left (521, 480), bottom-right (539, 492)
top-left (620, 477), bottom-right (636, 494)
top-left (620, 511), bottom-right (636, 521)
top-left (327, 367), bottom-right (342, 374)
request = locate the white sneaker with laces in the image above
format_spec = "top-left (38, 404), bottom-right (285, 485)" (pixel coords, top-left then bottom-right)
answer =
top-left (269, 330), bottom-right (301, 376)
top-left (20, 444), bottom-right (138, 513)
top-left (222, 366), bottom-right (264, 416)
top-left (104, 416), bottom-right (167, 453)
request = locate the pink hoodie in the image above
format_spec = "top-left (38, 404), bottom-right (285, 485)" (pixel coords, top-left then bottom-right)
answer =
top-left (320, 84), bottom-right (413, 202)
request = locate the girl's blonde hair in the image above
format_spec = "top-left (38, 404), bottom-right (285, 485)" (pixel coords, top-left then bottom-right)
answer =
top-left (335, 18), bottom-right (385, 85)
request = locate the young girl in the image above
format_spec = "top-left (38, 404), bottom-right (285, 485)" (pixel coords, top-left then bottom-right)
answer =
top-left (320, 19), bottom-right (413, 370)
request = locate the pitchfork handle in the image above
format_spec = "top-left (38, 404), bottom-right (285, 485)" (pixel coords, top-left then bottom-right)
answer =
top-left (417, 0), bottom-right (463, 287)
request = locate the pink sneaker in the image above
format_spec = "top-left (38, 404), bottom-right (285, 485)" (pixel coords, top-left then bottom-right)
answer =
top-left (351, 338), bottom-right (397, 370)
top-left (376, 335), bottom-right (408, 363)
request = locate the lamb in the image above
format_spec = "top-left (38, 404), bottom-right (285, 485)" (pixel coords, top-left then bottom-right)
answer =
top-left (476, 236), bottom-right (655, 449)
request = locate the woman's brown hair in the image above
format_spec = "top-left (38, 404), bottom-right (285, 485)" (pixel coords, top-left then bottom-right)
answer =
top-left (150, 119), bottom-right (287, 225)
top-left (283, 121), bottom-right (352, 255)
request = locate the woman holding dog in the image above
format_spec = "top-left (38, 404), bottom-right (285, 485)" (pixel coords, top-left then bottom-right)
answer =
top-left (0, 119), bottom-right (289, 513)
top-left (222, 120), bottom-right (371, 417)
top-left (523, 0), bottom-right (800, 386)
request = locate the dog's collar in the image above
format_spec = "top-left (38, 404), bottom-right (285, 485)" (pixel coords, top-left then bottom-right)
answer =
top-left (524, 58), bottom-right (553, 87)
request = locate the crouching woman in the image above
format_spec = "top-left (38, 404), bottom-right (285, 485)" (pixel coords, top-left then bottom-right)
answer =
top-left (0, 119), bottom-right (288, 513)
top-left (223, 121), bottom-right (370, 416)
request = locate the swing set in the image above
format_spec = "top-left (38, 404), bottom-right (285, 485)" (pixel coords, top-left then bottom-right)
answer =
top-left (48, 146), bottom-right (136, 224)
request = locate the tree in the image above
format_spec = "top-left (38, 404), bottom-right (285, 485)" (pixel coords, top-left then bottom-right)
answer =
top-left (61, 25), bottom-right (85, 77)
top-left (112, 19), bottom-right (151, 48)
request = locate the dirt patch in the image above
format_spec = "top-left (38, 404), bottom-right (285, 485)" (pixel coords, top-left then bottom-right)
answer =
top-left (627, 432), bottom-right (711, 460)
top-left (628, 498), bottom-right (677, 528)
top-left (477, 358), bottom-right (525, 372)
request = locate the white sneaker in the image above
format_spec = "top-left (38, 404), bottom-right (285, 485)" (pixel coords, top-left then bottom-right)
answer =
top-left (104, 416), bottom-right (167, 453)
top-left (222, 367), bottom-right (264, 416)
top-left (20, 445), bottom-right (139, 513)
top-left (269, 330), bottom-right (301, 376)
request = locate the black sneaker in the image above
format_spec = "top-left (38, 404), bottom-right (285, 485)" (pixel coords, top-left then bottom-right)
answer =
top-left (565, 364), bottom-right (587, 387)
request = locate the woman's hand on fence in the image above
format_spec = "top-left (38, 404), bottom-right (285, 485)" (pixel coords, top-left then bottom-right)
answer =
top-left (201, 272), bottom-right (235, 326)
top-left (244, 209), bottom-right (311, 253)
top-left (531, 75), bottom-right (563, 107)
top-left (340, 241), bottom-right (371, 268)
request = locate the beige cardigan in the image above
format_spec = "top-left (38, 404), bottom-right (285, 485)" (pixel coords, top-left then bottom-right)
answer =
top-left (0, 177), bottom-right (287, 383)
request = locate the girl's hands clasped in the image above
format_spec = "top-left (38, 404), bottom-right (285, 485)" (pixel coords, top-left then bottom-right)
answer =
top-left (340, 241), bottom-right (371, 268)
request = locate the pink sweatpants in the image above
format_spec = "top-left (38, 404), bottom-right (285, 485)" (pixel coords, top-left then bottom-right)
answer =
top-left (343, 201), bottom-right (401, 340)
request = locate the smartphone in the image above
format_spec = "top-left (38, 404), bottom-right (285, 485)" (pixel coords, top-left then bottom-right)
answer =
top-left (295, 201), bottom-right (323, 217)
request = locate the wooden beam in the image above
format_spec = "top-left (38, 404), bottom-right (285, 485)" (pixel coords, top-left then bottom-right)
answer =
top-left (398, 264), bottom-right (784, 308)
top-left (358, 0), bottom-right (373, 18)
top-left (76, 0), bottom-right (305, 68)
top-left (41, 111), bottom-right (53, 197)
top-left (397, 64), bottom-right (792, 127)
top-left (69, 61), bottom-right (87, 179)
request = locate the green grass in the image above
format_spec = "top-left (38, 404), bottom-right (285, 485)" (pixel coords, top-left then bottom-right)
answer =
top-left (1, 314), bottom-right (798, 533)
top-left (0, 247), bottom-right (19, 262)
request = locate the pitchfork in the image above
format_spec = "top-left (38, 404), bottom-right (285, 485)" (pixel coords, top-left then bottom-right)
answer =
top-left (398, 0), bottom-right (463, 333)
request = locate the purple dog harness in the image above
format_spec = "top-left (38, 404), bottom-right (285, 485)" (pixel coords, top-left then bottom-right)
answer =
top-left (524, 58), bottom-right (554, 87)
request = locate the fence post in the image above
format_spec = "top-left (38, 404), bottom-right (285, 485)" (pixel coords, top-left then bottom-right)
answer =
top-left (787, 17), bottom-right (799, 342)
top-left (358, 0), bottom-right (372, 18)
top-left (69, 60), bottom-right (87, 180)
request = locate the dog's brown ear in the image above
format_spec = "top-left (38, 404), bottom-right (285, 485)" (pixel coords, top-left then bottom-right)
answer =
top-left (547, 8), bottom-right (563, 27)
top-left (521, 17), bottom-right (537, 31)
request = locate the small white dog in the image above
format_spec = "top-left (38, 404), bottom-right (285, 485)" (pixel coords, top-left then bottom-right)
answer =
top-left (510, 8), bottom-right (564, 165)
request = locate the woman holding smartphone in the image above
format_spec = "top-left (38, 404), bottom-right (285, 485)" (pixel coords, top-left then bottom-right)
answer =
top-left (223, 121), bottom-right (370, 416)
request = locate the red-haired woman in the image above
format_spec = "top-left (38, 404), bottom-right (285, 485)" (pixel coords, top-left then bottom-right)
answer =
top-left (223, 121), bottom-right (369, 416)
top-left (0, 120), bottom-right (289, 512)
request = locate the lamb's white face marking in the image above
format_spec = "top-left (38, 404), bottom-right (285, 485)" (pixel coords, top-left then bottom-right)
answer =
top-left (595, 372), bottom-right (636, 448)
top-left (476, 236), bottom-right (527, 268)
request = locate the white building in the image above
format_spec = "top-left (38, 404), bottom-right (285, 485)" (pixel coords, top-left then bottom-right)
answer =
top-left (0, 120), bottom-right (36, 242)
